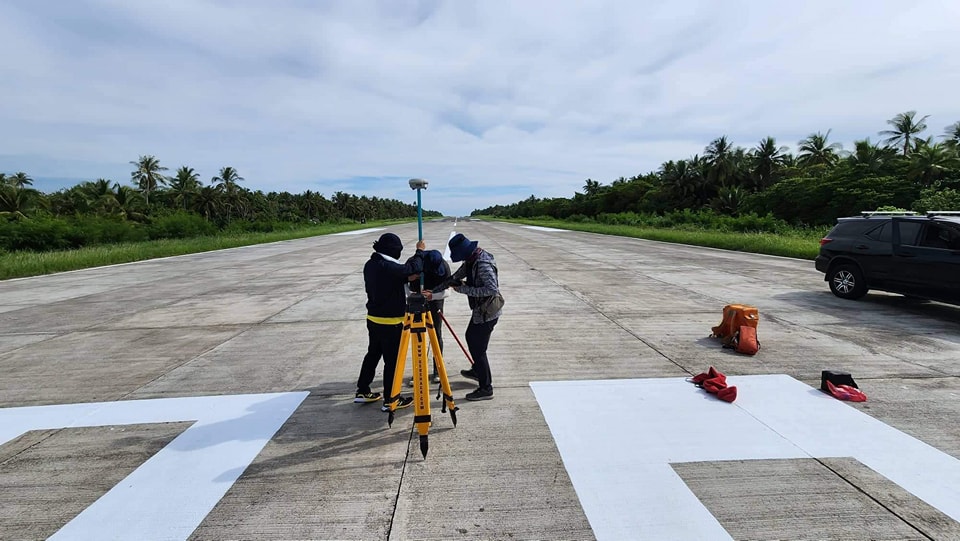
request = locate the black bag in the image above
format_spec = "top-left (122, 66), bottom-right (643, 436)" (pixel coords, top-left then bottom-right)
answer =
top-left (480, 292), bottom-right (505, 318)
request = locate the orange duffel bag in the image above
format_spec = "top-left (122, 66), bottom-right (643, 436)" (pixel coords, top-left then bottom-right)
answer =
top-left (711, 304), bottom-right (759, 349)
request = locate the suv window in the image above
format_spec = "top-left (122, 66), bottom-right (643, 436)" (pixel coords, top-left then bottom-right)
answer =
top-left (832, 221), bottom-right (877, 237)
top-left (899, 222), bottom-right (922, 246)
top-left (920, 223), bottom-right (960, 250)
top-left (866, 223), bottom-right (890, 242)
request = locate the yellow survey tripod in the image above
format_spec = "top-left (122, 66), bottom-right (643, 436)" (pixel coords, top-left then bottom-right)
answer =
top-left (386, 291), bottom-right (458, 458)
top-left (385, 177), bottom-right (457, 458)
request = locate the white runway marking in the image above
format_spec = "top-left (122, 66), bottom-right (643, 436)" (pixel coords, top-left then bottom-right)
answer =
top-left (522, 226), bottom-right (570, 232)
top-left (333, 227), bottom-right (384, 235)
top-left (531, 375), bottom-right (960, 541)
top-left (0, 392), bottom-right (308, 541)
top-left (444, 230), bottom-right (457, 262)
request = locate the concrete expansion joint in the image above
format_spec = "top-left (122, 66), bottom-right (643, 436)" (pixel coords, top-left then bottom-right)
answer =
top-left (386, 424), bottom-right (417, 540)
top-left (815, 458), bottom-right (937, 541)
top-left (0, 430), bottom-right (58, 467)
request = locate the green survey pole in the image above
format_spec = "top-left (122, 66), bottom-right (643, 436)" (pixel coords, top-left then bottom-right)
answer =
top-left (409, 178), bottom-right (429, 289)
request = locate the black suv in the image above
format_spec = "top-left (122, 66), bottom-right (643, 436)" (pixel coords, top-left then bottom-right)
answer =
top-left (815, 211), bottom-right (960, 304)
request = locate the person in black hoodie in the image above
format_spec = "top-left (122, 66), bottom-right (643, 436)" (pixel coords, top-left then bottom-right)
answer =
top-left (354, 233), bottom-right (425, 411)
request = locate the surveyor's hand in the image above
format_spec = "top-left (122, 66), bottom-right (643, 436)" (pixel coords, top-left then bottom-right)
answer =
top-left (408, 274), bottom-right (419, 281)
top-left (423, 290), bottom-right (433, 300)
top-left (416, 240), bottom-right (426, 251)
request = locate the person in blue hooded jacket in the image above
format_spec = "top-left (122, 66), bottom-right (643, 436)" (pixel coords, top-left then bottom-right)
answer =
top-left (354, 233), bottom-right (425, 411)
top-left (407, 249), bottom-right (451, 385)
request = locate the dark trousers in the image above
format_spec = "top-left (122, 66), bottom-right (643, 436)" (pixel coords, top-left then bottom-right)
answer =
top-left (357, 319), bottom-right (403, 398)
top-left (428, 299), bottom-right (444, 372)
top-left (466, 317), bottom-right (498, 392)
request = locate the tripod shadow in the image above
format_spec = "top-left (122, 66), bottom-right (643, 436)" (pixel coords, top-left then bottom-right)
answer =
top-left (222, 379), bottom-right (462, 481)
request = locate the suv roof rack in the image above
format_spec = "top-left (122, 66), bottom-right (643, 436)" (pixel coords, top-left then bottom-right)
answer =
top-left (859, 211), bottom-right (916, 217)
top-left (926, 210), bottom-right (960, 217)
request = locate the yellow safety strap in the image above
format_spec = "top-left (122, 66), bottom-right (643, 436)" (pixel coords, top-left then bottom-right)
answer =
top-left (367, 315), bottom-right (404, 325)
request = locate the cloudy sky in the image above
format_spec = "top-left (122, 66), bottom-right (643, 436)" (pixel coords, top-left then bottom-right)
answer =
top-left (2, 1), bottom-right (959, 216)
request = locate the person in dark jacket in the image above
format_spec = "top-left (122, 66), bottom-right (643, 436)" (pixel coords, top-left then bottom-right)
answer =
top-left (407, 249), bottom-right (451, 385)
top-left (425, 233), bottom-right (501, 401)
top-left (355, 232), bottom-right (425, 411)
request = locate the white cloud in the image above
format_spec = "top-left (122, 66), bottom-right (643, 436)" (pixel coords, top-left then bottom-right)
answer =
top-left (1, 0), bottom-right (959, 215)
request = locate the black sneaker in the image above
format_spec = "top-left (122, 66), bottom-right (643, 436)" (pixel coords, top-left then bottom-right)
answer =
top-left (381, 396), bottom-right (414, 412)
top-left (460, 369), bottom-right (479, 382)
top-left (465, 388), bottom-right (493, 401)
top-left (354, 391), bottom-right (382, 403)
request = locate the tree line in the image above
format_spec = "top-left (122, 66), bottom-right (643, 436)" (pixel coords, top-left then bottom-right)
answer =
top-left (1, 158), bottom-right (441, 251)
top-left (473, 112), bottom-right (960, 226)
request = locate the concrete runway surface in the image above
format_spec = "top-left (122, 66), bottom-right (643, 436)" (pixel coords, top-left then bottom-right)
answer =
top-left (1, 219), bottom-right (959, 540)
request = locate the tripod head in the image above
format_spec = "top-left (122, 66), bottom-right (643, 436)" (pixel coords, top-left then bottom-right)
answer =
top-left (406, 292), bottom-right (428, 315)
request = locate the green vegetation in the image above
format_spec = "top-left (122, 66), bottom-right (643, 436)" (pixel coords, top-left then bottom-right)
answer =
top-left (495, 212), bottom-right (827, 260)
top-left (474, 111), bottom-right (960, 227)
top-left (6, 111), bottom-right (958, 279)
top-left (1, 158), bottom-right (440, 279)
top-left (0, 221), bottom-right (401, 280)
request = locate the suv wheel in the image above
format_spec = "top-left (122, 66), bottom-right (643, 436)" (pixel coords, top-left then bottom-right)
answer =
top-left (827, 263), bottom-right (868, 300)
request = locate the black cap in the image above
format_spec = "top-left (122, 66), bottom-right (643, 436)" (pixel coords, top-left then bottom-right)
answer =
top-left (373, 233), bottom-right (402, 259)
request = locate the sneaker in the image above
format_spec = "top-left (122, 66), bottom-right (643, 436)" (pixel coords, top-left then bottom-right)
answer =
top-left (381, 396), bottom-right (414, 412)
top-left (460, 369), bottom-right (479, 382)
top-left (354, 391), bottom-right (382, 403)
top-left (465, 388), bottom-right (493, 401)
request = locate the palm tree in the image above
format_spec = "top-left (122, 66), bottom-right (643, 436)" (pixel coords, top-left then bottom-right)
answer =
top-left (81, 178), bottom-right (120, 215)
top-left (10, 172), bottom-right (33, 189)
top-left (212, 166), bottom-right (243, 195)
top-left (130, 155), bottom-right (168, 207)
top-left (685, 154), bottom-right (710, 205)
top-left (711, 186), bottom-right (747, 216)
top-left (704, 136), bottom-right (737, 188)
top-left (797, 130), bottom-right (843, 167)
top-left (114, 185), bottom-right (145, 221)
top-left (751, 137), bottom-right (789, 190)
top-left (0, 173), bottom-right (7, 187)
top-left (0, 184), bottom-right (41, 220)
top-left (908, 142), bottom-right (959, 187)
top-left (879, 111), bottom-right (929, 156)
top-left (943, 121), bottom-right (960, 149)
top-left (212, 166), bottom-right (247, 220)
top-left (169, 166), bottom-right (202, 210)
top-left (332, 191), bottom-right (352, 218)
top-left (0, 187), bottom-right (27, 220)
top-left (847, 138), bottom-right (897, 173)
top-left (661, 159), bottom-right (702, 203)
top-left (299, 190), bottom-right (330, 221)
top-left (192, 185), bottom-right (226, 223)
top-left (582, 179), bottom-right (602, 196)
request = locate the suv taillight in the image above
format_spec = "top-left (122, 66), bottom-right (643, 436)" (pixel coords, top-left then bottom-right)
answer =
top-left (819, 237), bottom-right (833, 246)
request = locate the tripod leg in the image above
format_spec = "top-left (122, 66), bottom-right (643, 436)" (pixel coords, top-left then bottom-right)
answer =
top-left (427, 311), bottom-right (458, 427)
top-left (387, 313), bottom-right (413, 426)
top-left (410, 311), bottom-right (432, 457)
